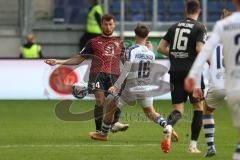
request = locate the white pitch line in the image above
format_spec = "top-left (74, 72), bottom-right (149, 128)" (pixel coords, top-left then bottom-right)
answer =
top-left (0, 143), bottom-right (236, 149)
top-left (0, 144), bottom-right (148, 149)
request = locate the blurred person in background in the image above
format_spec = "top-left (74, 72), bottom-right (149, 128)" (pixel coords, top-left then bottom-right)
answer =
top-left (79, 0), bottom-right (104, 51)
top-left (20, 34), bottom-right (42, 59)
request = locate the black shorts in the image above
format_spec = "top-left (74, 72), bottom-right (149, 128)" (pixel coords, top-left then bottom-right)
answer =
top-left (170, 71), bottom-right (204, 105)
top-left (88, 72), bottom-right (118, 97)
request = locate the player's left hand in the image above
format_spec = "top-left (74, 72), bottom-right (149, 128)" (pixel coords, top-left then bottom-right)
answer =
top-left (193, 88), bottom-right (203, 101)
top-left (184, 77), bottom-right (195, 92)
top-left (108, 86), bottom-right (117, 95)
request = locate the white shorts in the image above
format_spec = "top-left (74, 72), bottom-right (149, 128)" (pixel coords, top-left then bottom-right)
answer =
top-left (206, 89), bottom-right (226, 109)
top-left (227, 90), bottom-right (240, 128)
top-left (117, 88), bottom-right (153, 108)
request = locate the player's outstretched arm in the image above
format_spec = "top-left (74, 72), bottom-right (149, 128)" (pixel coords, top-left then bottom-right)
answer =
top-left (45, 55), bottom-right (85, 66)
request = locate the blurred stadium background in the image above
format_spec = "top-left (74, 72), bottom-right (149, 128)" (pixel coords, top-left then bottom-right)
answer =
top-left (0, 0), bottom-right (234, 58)
top-left (0, 1), bottom-right (237, 160)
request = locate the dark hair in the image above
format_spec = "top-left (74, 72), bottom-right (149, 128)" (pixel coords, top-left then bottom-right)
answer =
top-left (101, 14), bottom-right (115, 22)
top-left (134, 23), bottom-right (150, 38)
top-left (185, 0), bottom-right (200, 14)
top-left (221, 8), bottom-right (232, 19)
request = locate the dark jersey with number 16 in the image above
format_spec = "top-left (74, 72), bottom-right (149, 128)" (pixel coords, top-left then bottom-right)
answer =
top-left (163, 18), bottom-right (207, 72)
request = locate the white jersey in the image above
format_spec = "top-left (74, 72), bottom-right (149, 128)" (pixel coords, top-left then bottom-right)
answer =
top-left (126, 44), bottom-right (155, 80)
top-left (189, 12), bottom-right (240, 92)
top-left (208, 44), bottom-right (225, 90)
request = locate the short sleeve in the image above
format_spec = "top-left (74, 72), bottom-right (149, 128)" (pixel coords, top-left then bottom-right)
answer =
top-left (79, 41), bottom-right (94, 58)
top-left (196, 24), bottom-right (207, 44)
top-left (163, 27), bottom-right (172, 43)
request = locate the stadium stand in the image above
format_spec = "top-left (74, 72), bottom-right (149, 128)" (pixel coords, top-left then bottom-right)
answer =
top-left (0, 0), bottom-right (19, 27)
top-left (51, 0), bottom-right (233, 23)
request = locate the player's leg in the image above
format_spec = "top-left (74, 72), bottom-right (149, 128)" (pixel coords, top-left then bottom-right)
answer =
top-left (167, 103), bottom-right (184, 126)
top-left (227, 92), bottom-right (240, 160)
top-left (139, 98), bottom-right (178, 153)
top-left (167, 73), bottom-right (186, 127)
top-left (89, 94), bottom-right (118, 141)
top-left (190, 98), bottom-right (204, 154)
top-left (203, 103), bottom-right (216, 157)
top-left (203, 89), bottom-right (225, 157)
top-left (93, 91), bottom-right (105, 132)
top-left (140, 98), bottom-right (168, 128)
top-left (88, 73), bottom-right (106, 132)
top-left (142, 103), bottom-right (178, 140)
top-left (111, 97), bottom-right (129, 133)
top-left (107, 74), bottom-right (129, 133)
top-left (233, 128), bottom-right (240, 160)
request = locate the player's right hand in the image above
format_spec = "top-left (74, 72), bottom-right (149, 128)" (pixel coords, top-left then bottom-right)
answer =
top-left (45, 59), bottom-right (57, 66)
top-left (184, 76), bottom-right (195, 93)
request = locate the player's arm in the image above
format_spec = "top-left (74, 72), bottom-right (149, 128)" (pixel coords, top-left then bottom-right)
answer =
top-left (108, 61), bottom-right (132, 95)
top-left (157, 28), bottom-right (171, 57)
top-left (109, 49), bottom-right (132, 95)
top-left (157, 39), bottom-right (169, 57)
top-left (45, 41), bottom-right (93, 66)
top-left (120, 42), bottom-right (126, 64)
top-left (185, 23), bottom-right (222, 92)
top-left (196, 42), bottom-right (205, 55)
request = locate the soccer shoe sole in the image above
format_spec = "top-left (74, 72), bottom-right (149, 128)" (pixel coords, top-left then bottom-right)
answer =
top-left (89, 132), bottom-right (108, 141)
top-left (111, 125), bottom-right (129, 133)
top-left (161, 138), bottom-right (171, 153)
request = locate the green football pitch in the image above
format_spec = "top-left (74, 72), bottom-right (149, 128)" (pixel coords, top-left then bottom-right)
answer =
top-left (0, 100), bottom-right (236, 160)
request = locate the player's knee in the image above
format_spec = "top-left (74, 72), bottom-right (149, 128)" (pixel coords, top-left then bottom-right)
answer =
top-left (204, 105), bottom-right (215, 115)
top-left (95, 99), bottom-right (104, 107)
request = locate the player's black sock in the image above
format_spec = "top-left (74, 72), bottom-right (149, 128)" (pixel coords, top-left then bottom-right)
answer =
top-left (112, 107), bottom-right (121, 124)
top-left (94, 105), bottom-right (103, 132)
top-left (191, 110), bottom-right (203, 141)
top-left (167, 110), bottom-right (182, 126)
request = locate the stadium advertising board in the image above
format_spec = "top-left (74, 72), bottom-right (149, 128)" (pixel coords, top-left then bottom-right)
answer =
top-left (0, 60), bottom-right (172, 100)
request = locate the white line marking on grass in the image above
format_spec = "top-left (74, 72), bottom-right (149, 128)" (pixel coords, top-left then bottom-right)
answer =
top-left (0, 144), bottom-right (141, 148)
top-left (0, 143), bottom-right (236, 149)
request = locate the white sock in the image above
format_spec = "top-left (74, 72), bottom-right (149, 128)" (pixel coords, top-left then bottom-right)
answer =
top-left (190, 140), bottom-right (197, 148)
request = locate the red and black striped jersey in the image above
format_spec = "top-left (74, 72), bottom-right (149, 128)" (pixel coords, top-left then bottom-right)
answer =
top-left (80, 36), bottom-right (124, 75)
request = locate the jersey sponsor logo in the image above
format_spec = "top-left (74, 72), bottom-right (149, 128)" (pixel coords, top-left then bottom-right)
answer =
top-left (170, 51), bottom-right (189, 58)
top-left (104, 42), bottom-right (120, 56)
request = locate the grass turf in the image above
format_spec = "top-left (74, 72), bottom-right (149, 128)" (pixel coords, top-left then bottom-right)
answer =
top-left (0, 100), bottom-right (236, 160)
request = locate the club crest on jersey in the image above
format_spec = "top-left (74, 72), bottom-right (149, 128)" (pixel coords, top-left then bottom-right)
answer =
top-left (104, 42), bottom-right (119, 56)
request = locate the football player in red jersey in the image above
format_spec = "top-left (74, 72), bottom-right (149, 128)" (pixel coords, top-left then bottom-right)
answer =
top-left (45, 14), bottom-right (129, 133)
